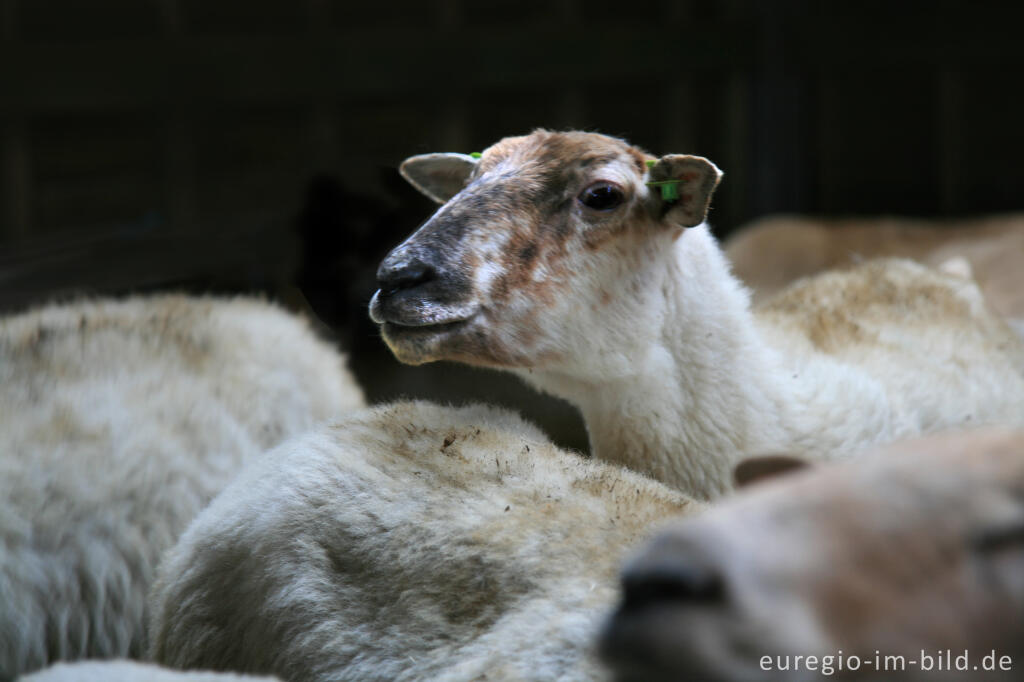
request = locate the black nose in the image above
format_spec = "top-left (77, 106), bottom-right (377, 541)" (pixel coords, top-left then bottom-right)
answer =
top-left (376, 257), bottom-right (437, 295)
top-left (619, 556), bottom-right (725, 612)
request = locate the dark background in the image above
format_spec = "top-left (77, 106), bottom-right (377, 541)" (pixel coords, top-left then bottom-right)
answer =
top-left (2, 0), bottom-right (1022, 451)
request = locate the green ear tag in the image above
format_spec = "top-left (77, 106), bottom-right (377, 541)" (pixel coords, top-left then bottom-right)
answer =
top-left (645, 179), bottom-right (683, 203)
top-left (645, 159), bottom-right (656, 169)
top-left (469, 152), bottom-right (482, 159)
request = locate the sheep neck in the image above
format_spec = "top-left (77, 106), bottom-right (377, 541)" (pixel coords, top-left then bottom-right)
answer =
top-left (519, 226), bottom-right (796, 500)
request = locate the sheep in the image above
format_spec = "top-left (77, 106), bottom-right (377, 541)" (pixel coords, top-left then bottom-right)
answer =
top-left (0, 295), bottom-right (365, 679)
top-left (599, 427), bottom-right (1024, 682)
top-left (18, 661), bottom-right (280, 682)
top-left (148, 401), bottom-right (701, 682)
top-left (368, 129), bottom-right (1024, 500)
top-left (725, 213), bottom-right (1024, 318)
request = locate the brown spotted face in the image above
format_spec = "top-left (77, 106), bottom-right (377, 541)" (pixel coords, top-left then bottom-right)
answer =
top-left (600, 429), bottom-right (1024, 682)
top-left (369, 130), bottom-right (721, 368)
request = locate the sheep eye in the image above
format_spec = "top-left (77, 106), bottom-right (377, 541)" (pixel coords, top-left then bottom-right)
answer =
top-left (578, 183), bottom-right (624, 211)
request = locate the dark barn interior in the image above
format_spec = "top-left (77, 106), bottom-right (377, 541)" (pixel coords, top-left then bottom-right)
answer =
top-left (2, 0), bottom-right (1022, 451)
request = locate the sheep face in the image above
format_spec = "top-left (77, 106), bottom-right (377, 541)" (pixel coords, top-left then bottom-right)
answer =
top-left (599, 429), bottom-right (1024, 681)
top-left (370, 130), bottom-right (722, 369)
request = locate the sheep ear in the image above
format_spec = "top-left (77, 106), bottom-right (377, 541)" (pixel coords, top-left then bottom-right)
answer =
top-left (399, 153), bottom-right (478, 204)
top-left (646, 154), bottom-right (722, 227)
top-left (733, 454), bottom-right (810, 488)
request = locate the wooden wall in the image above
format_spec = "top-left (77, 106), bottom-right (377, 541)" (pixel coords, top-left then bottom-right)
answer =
top-left (2, 1), bottom-right (1022, 305)
top-left (1, 0), bottom-right (1023, 301)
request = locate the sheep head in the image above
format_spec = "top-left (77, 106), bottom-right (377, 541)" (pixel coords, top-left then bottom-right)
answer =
top-left (370, 130), bottom-right (722, 369)
top-left (599, 428), bottom-right (1024, 681)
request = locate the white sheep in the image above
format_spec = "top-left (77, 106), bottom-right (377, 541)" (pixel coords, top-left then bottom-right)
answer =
top-left (18, 660), bottom-right (280, 682)
top-left (0, 295), bottom-right (365, 678)
top-left (725, 213), bottom-right (1024, 318)
top-left (369, 129), bottom-right (1024, 499)
top-left (600, 427), bottom-right (1024, 681)
top-left (148, 401), bottom-right (700, 682)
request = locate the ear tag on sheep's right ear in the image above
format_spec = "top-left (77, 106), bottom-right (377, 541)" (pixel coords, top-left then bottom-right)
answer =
top-left (469, 152), bottom-right (482, 159)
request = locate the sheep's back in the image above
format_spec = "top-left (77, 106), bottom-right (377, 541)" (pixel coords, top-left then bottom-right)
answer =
top-left (755, 259), bottom-right (1024, 447)
top-left (0, 295), bottom-right (364, 678)
top-left (726, 213), bottom-right (1024, 317)
top-left (149, 400), bottom-right (698, 682)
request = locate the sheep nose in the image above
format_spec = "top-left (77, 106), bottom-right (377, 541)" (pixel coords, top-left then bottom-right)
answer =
top-left (599, 546), bottom-right (727, 673)
top-left (619, 555), bottom-right (725, 612)
top-left (376, 257), bottom-right (437, 295)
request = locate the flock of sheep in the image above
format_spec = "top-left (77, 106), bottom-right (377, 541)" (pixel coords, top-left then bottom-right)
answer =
top-left (4, 130), bottom-right (1024, 681)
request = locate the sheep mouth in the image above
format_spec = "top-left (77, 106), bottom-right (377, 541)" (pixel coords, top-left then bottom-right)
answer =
top-left (381, 318), bottom-right (471, 336)
top-left (369, 289), bottom-right (478, 334)
top-left (377, 313), bottom-right (477, 366)
top-left (375, 306), bottom-right (475, 331)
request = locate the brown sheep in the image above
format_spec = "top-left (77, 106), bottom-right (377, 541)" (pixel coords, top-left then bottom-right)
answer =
top-left (601, 428), bottom-right (1024, 681)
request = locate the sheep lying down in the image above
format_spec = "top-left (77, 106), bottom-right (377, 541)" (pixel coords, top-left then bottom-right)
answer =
top-left (149, 401), bottom-right (700, 682)
top-left (601, 427), bottom-right (1024, 681)
top-left (0, 295), bottom-right (364, 678)
top-left (18, 660), bottom-right (280, 682)
top-left (724, 214), bottom-right (1024, 319)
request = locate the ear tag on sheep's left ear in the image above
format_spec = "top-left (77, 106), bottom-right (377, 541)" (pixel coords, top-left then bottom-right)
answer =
top-left (646, 179), bottom-right (683, 203)
top-left (469, 152), bottom-right (482, 159)
top-left (645, 159), bottom-right (683, 203)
